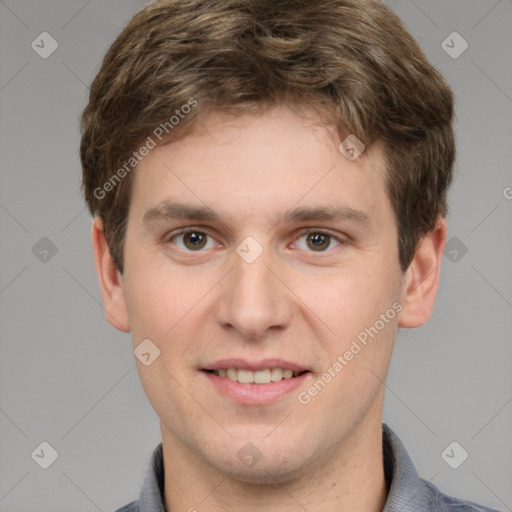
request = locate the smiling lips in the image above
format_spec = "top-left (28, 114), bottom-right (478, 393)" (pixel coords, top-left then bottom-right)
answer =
top-left (208, 367), bottom-right (308, 384)
top-left (202, 358), bottom-right (311, 388)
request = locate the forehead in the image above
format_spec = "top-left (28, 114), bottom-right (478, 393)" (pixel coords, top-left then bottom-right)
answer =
top-left (129, 105), bottom-right (390, 228)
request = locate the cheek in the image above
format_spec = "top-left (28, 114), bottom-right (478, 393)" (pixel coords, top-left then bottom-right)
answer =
top-left (291, 265), bottom-right (384, 332)
top-left (126, 267), bottom-right (216, 379)
top-left (291, 262), bottom-right (399, 367)
top-left (124, 259), bottom-right (190, 337)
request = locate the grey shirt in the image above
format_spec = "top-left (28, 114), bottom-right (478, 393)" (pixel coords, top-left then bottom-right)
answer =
top-left (114, 423), bottom-right (501, 512)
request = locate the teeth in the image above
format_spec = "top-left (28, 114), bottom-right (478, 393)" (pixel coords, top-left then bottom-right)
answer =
top-left (214, 368), bottom-right (302, 384)
top-left (254, 369), bottom-right (271, 384)
top-left (237, 369), bottom-right (253, 383)
top-left (271, 368), bottom-right (283, 381)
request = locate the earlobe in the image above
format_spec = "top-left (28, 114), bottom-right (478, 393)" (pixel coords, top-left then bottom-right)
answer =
top-left (397, 216), bottom-right (447, 329)
top-left (91, 217), bottom-right (131, 332)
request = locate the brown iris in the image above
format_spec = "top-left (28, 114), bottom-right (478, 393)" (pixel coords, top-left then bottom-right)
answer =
top-left (183, 231), bottom-right (207, 250)
top-left (306, 233), bottom-right (331, 251)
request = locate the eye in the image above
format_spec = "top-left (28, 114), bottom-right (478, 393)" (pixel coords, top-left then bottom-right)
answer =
top-left (169, 229), bottom-right (217, 251)
top-left (294, 231), bottom-right (342, 252)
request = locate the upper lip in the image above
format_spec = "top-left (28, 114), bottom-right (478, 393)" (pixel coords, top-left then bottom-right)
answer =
top-left (202, 358), bottom-right (310, 373)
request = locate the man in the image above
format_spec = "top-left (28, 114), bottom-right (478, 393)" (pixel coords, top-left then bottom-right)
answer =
top-left (80, 0), bottom-right (500, 510)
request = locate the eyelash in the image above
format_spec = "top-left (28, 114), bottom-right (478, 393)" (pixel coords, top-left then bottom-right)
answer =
top-left (166, 227), bottom-right (346, 254)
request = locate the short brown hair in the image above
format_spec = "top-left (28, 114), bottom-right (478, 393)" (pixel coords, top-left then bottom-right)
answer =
top-left (80, 0), bottom-right (455, 274)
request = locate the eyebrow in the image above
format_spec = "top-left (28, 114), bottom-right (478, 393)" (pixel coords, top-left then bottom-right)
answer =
top-left (282, 205), bottom-right (371, 226)
top-left (143, 202), bottom-right (222, 224)
top-left (142, 201), bottom-right (371, 228)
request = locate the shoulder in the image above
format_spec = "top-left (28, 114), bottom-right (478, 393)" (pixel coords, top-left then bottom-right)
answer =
top-left (382, 424), bottom-right (500, 512)
top-left (423, 480), bottom-right (502, 511)
top-left (112, 501), bottom-right (139, 512)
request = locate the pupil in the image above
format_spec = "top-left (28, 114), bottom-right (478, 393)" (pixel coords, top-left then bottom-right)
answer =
top-left (307, 233), bottom-right (330, 251)
top-left (185, 232), bottom-right (206, 249)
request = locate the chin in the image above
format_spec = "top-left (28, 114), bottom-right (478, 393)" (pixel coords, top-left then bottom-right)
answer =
top-left (210, 444), bottom-right (313, 486)
top-left (223, 460), bottom-right (306, 486)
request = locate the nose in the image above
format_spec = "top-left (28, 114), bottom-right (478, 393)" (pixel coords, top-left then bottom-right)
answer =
top-left (214, 247), bottom-right (292, 340)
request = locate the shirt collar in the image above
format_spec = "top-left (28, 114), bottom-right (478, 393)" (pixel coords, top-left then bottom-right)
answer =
top-left (137, 423), bottom-right (429, 512)
top-left (138, 440), bottom-right (166, 512)
top-left (381, 423), bottom-right (434, 511)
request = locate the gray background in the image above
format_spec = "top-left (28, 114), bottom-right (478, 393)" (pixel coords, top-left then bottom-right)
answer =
top-left (0, 0), bottom-right (511, 510)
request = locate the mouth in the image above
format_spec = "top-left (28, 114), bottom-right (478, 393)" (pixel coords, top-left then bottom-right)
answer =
top-left (201, 359), bottom-right (312, 405)
top-left (202, 368), bottom-right (310, 384)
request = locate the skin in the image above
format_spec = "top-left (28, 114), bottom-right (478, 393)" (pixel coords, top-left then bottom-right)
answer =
top-left (92, 104), bottom-right (446, 512)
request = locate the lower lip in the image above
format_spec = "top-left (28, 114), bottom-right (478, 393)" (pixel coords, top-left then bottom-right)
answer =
top-left (202, 371), bottom-right (310, 405)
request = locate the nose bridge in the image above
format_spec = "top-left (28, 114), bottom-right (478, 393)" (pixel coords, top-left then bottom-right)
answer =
top-left (234, 249), bottom-right (273, 300)
top-left (216, 241), bottom-right (291, 338)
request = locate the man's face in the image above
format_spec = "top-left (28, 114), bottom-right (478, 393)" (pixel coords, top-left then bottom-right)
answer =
top-left (119, 105), bottom-right (406, 482)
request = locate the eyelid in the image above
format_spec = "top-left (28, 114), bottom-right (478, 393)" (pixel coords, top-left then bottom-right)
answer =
top-left (165, 226), bottom-right (220, 250)
top-left (165, 226), bottom-right (347, 252)
top-left (291, 229), bottom-right (346, 252)
top-left (293, 228), bottom-right (347, 243)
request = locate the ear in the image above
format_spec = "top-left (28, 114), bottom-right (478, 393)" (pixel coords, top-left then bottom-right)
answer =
top-left (397, 216), bottom-right (447, 328)
top-left (91, 217), bottom-right (131, 332)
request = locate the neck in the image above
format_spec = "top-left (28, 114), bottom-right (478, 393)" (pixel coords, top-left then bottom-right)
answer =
top-left (161, 411), bottom-right (387, 512)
